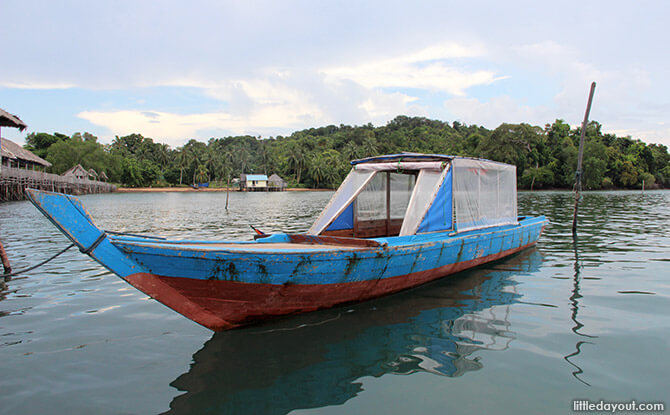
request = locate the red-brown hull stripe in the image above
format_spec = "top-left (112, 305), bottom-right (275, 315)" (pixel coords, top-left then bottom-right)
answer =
top-left (125, 242), bottom-right (536, 331)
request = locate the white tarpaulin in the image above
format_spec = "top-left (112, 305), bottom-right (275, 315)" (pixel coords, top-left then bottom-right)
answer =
top-left (307, 169), bottom-right (376, 235)
top-left (399, 166), bottom-right (449, 236)
top-left (452, 158), bottom-right (517, 232)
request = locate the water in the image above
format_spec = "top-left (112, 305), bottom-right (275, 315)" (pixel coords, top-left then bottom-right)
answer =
top-left (1, 190), bottom-right (668, 414)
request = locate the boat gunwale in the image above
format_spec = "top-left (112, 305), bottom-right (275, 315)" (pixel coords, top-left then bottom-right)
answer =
top-left (110, 216), bottom-right (547, 257)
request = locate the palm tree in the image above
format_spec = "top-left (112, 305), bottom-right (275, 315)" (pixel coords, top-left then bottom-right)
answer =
top-left (195, 164), bottom-right (208, 184)
top-left (156, 143), bottom-right (170, 169)
top-left (258, 141), bottom-right (271, 175)
top-left (342, 141), bottom-right (361, 161)
top-left (362, 134), bottom-right (378, 157)
top-left (310, 153), bottom-right (325, 188)
top-left (178, 148), bottom-right (190, 185)
top-left (191, 150), bottom-right (202, 185)
top-left (287, 142), bottom-right (305, 185)
top-left (205, 147), bottom-right (220, 182)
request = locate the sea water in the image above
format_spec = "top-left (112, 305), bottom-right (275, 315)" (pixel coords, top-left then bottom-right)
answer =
top-left (1, 190), bottom-right (668, 414)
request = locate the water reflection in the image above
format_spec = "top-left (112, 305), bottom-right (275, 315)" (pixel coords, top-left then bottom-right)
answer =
top-left (564, 235), bottom-right (597, 386)
top-left (163, 249), bottom-right (542, 415)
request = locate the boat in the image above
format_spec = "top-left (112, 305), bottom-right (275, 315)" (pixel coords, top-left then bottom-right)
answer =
top-left (26, 153), bottom-right (547, 331)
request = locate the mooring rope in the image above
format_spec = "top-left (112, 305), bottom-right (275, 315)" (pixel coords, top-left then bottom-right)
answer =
top-left (2, 243), bottom-right (76, 279)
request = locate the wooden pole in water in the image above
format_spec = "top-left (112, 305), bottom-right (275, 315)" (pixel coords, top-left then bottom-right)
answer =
top-left (225, 174), bottom-right (230, 210)
top-left (572, 82), bottom-right (597, 235)
top-left (0, 238), bottom-right (11, 275)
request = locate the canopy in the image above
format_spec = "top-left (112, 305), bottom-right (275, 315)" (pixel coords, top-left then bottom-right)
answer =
top-left (307, 154), bottom-right (517, 237)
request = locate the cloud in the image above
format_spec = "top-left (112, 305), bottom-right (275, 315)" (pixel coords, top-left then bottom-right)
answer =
top-left (0, 81), bottom-right (77, 89)
top-left (323, 42), bottom-right (504, 96)
top-left (360, 91), bottom-right (422, 124)
top-left (444, 95), bottom-right (552, 129)
top-left (77, 105), bottom-right (325, 147)
top-left (76, 79), bottom-right (422, 146)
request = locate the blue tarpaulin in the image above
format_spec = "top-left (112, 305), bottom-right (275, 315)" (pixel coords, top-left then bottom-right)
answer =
top-left (417, 168), bottom-right (452, 233)
top-left (326, 203), bottom-right (354, 231)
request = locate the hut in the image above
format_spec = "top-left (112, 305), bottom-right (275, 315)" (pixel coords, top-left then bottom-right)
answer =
top-left (240, 173), bottom-right (268, 191)
top-left (1, 137), bottom-right (52, 171)
top-left (0, 109), bottom-right (27, 131)
top-left (268, 174), bottom-right (287, 191)
top-left (0, 108), bottom-right (28, 176)
top-left (87, 168), bottom-right (99, 180)
top-left (62, 164), bottom-right (90, 180)
top-left (99, 171), bottom-right (108, 182)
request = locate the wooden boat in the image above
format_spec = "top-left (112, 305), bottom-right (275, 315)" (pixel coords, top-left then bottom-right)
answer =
top-left (26, 153), bottom-right (547, 331)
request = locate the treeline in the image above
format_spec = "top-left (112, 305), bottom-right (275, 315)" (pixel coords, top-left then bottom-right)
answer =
top-left (23, 116), bottom-right (670, 189)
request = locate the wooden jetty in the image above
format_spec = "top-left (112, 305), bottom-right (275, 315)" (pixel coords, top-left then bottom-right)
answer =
top-left (1, 166), bottom-right (115, 202)
top-left (1, 106), bottom-right (116, 202)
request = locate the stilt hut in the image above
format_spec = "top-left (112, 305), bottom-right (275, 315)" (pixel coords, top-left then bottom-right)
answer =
top-left (62, 164), bottom-right (90, 180)
top-left (1, 137), bottom-right (51, 171)
top-left (268, 174), bottom-right (287, 191)
top-left (87, 168), bottom-right (99, 180)
top-left (0, 108), bottom-right (28, 176)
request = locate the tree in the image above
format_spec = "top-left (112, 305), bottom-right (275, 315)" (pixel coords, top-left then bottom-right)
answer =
top-left (309, 153), bottom-right (325, 188)
top-left (178, 148), bottom-right (190, 185)
top-left (287, 142), bottom-right (306, 185)
top-left (24, 132), bottom-right (64, 158)
top-left (361, 133), bottom-right (378, 157)
top-left (195, 164), bottom-right (209, 184)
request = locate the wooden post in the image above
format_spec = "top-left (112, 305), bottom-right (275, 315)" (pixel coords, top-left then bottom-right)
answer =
top-left (0, 238), bottom-right (11, 275)
top-left (385, 172), bottom-right (391, 236)
top-left (572, 82), bottom-right (596, 235)
top-left (225, 174), bottom-right (230, 210)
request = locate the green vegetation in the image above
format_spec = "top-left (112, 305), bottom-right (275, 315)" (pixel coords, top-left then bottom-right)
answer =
top-left (23, 116), bottom-right (670, 189)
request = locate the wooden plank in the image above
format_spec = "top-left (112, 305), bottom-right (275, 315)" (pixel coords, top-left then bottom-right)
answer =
top-left (288, 234), bottom-right (383, 247)
top-left (386, 172), bottom-right (390, 237)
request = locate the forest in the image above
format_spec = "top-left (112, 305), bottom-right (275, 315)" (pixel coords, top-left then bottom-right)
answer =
top-left (22, 116), bottom-right (670, 190)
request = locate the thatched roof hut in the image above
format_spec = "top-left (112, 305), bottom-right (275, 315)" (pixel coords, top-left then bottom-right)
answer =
top-left (1, 137), bottom-right (52, 168)
top-left (0, 108), bottom-right (27, 131)
top-left (62, 164), bottom-right (90, 180)
top-left (268, 174), bottom-right (287, 189)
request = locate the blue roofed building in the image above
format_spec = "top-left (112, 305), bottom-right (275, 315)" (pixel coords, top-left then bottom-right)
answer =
top-left (240, 173), bottom-right (268, 191)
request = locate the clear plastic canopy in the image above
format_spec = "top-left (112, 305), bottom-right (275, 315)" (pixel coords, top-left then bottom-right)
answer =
top-left (308, 169), bottom-right (375, 235)
top-left (308, 157), bottom-right (518, 237)
top-left (452, 158), bottom-right (517, 232)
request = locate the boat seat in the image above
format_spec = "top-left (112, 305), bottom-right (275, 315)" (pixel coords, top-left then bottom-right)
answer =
top-left (321, 218), bottom-right (403, 239)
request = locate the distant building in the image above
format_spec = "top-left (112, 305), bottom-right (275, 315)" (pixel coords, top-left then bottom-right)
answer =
top-left (62, 164), bottom-right (90, 180)
top-left (87, 168), bottom-right (99, 181)
top-left (268, 174), bottom-right (287, 191)
top-left (1, 137), bottom-right (52, 171)
top-left (240, 173), bottom-right (268, 191)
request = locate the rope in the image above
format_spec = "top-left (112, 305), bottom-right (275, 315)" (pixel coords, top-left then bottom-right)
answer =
top-left (2, 243), bottom-right (75, 278)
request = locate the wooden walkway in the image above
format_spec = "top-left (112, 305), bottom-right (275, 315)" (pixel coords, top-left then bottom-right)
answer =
top-left (1, 166), bottom-right (116, 202)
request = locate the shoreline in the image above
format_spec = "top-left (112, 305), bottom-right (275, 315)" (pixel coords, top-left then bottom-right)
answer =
top-left (114, 186), bottom-right (664, 193)
top-left (115, 187), bottom-right (333, 193)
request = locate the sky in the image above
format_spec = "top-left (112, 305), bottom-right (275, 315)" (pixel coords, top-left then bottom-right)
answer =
top-left (1, 0), bottom-right (669, 149)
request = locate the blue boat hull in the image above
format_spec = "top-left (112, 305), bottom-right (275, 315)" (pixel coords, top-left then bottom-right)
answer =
top-left (26, 189), bottom-right (547, 330)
